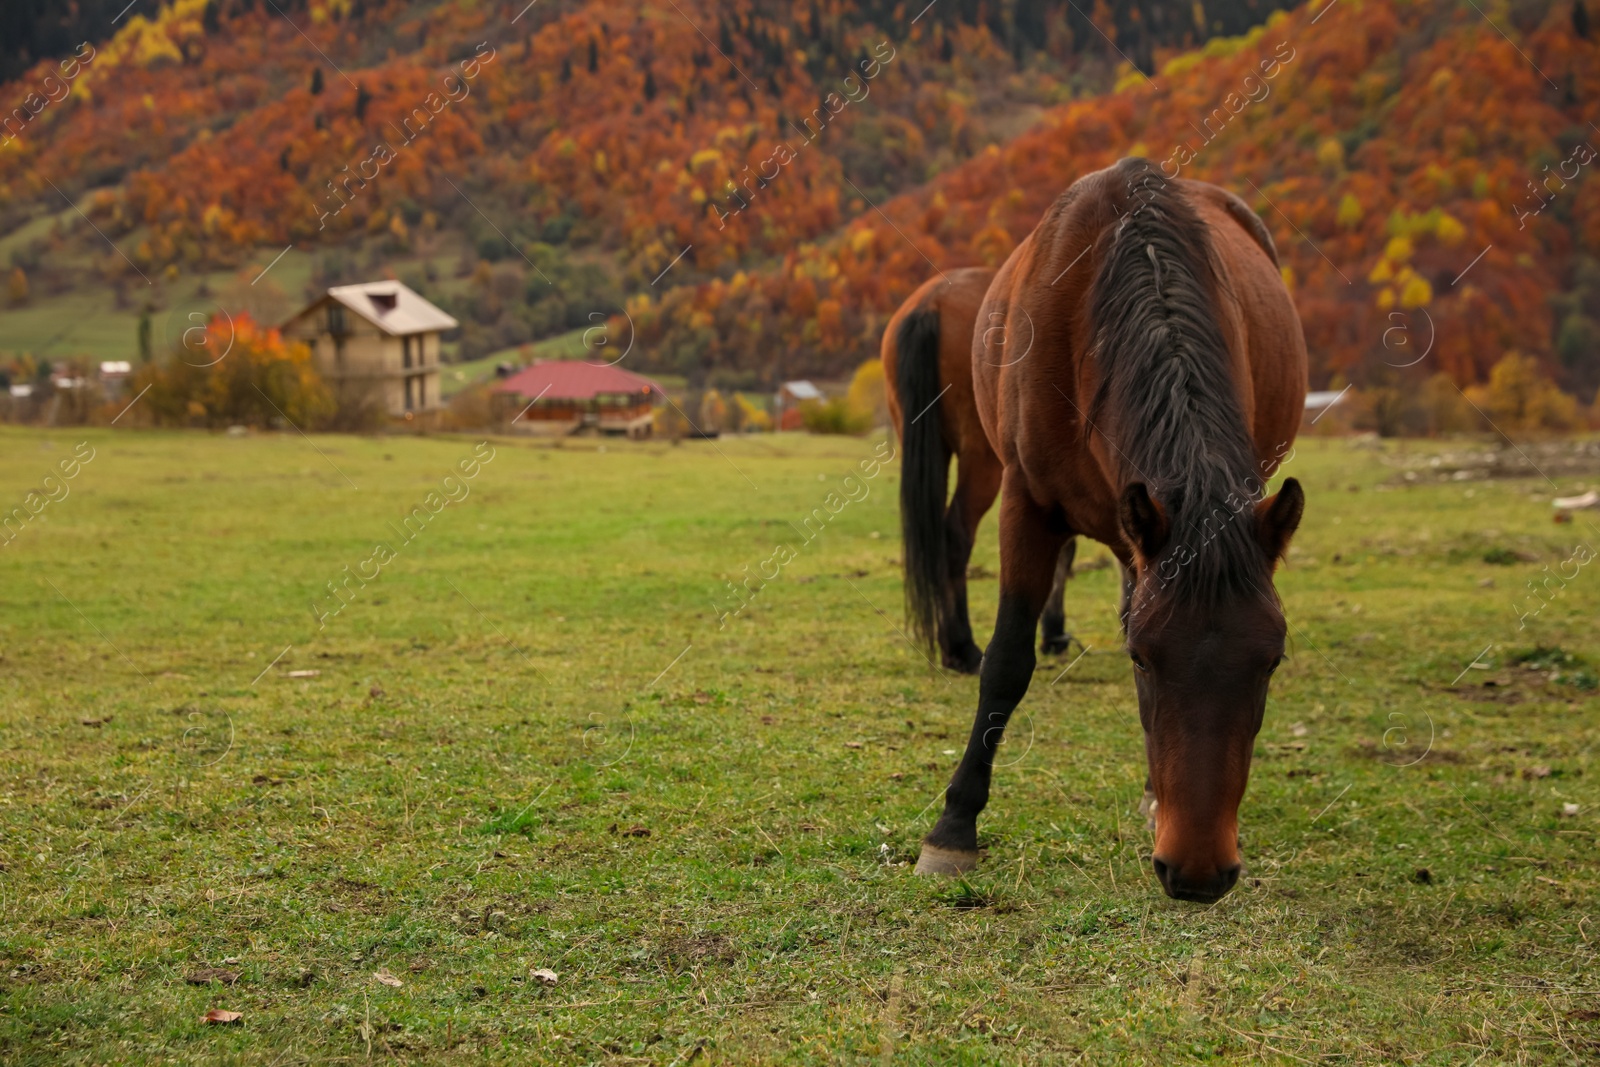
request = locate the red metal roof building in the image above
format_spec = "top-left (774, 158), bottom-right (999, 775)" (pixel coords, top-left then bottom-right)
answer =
top-left (493, 361), bottom-right (664, 437)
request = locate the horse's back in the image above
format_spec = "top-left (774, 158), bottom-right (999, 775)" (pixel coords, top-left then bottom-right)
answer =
top-left (1179, 178), bottom-right (1306, 450)
top-left (973, 159), bottom-right (1308, 549)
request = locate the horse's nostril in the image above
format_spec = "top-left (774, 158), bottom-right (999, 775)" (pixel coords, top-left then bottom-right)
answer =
top-left (1152, 858), bottom-right (1240, 902)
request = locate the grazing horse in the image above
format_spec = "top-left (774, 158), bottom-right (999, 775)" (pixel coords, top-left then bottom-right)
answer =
top-left (915, 158), bottom-right (1307, 903)
top-left (882, 268), bottom-right (1078, 674)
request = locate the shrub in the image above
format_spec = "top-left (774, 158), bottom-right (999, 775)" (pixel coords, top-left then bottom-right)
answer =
top-left (699, 389), bottom-right (728, 433)
top-left (733, 392), bottom-right (771, 432)
top-left (134, 313), bottom-right (332, 429)
top-left (845, 357), bottom-right (887, 428)
top-left (800, 397), bottom-right (871, 435)
top-left (440, 380), bottom-right (496, 431)
top-left (1464, 352), bottom-right (1580, 434)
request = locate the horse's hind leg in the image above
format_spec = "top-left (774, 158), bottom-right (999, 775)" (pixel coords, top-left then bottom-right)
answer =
top-left (1039, 538), bottom-right (1077, 655)
top-left (938, 455), bottom-right (1000, 674)
top-left (918, 474), bottom-right (1064, 875)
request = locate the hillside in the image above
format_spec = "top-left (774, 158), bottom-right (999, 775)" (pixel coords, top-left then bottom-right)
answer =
top-left (6, 0), bottom-right (1594, 404)
top-left (0, 0), bottom-right (1297, 375)
top-left (639, 0), bottom-right (1600, 397)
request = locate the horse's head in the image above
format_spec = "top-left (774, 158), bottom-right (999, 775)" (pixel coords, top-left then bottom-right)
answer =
top-left (1117, 477), bottom-right (1304, 903)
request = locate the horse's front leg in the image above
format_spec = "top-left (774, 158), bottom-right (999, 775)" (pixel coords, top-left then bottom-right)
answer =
top-left (917, 475), bottom-right (1065, 875)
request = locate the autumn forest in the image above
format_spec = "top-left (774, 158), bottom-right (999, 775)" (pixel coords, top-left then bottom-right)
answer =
top-left (1, 0), bottom-right (1597, 417)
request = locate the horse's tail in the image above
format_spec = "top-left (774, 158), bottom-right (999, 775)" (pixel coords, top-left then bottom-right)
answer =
top-left (894, 306), bottom-right (948, 654)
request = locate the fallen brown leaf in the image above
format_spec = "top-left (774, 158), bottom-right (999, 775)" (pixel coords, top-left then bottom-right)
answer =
top-left (286, 669), bottom-right (320, 679)
top-left (80, 716), bottom-right (112, 728)
top-left (202, 1009), bottom-right (243, 1025)
top-left (622, 825), bottom-right (650, 837)
top-left (531, 968), bottom-right (559, 985)
top-left (843, 741), bottom-right (864, 749)
top-left (373, 971), bottom-right (403, 987)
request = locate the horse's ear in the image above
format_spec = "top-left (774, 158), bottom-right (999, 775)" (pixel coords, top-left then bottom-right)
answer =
top-left (1118, 483), bottom-right (1169, 562)
top-left (1255, 477), bottom-right (1305, 562)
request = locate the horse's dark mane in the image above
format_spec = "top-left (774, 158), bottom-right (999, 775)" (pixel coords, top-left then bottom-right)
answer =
top-left (1087, 158), bottom-right (1268, 609)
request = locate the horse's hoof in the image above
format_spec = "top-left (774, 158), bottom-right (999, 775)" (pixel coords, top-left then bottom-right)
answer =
top-left (914, 844), bottom-right (981, 877)
top-left (1040, 633), bottom-right (1078, 656)
top-left (942, 646), bottom-right (982, 675)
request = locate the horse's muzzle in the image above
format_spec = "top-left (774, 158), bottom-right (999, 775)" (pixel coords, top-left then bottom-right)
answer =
top-left (1152, 856), bottom-right (1241, 903)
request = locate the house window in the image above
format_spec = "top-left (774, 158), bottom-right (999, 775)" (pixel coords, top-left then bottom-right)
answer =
top-left (418, 374), bottom-right (426, 408)
top-left (405, 376), bottom-right (415, 411)
top-left (327, 303), bottom-right (347, 335)
top-left (402, 335), bottom-right (412, 369)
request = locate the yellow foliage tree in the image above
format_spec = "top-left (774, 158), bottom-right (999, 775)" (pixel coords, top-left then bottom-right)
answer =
top-left (699, 389), bottom-right (728, 432)
top-left (845, 357), bottom-right (887, 427)
top-left (1463, 352), bottom-right (1579, 433)
top-left (734, 392), bottom-right (771, 432)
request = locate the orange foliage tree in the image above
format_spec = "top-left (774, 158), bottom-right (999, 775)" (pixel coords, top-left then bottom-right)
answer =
top-left (134, 313), bottom-right (331, 429)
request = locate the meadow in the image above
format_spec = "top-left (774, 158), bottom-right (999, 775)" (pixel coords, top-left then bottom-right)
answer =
top-left (0, 426), bottom-right (1596, 1064)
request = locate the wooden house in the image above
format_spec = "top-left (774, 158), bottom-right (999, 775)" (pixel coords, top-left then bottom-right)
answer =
top-left (280, 281), bottom-right (458, 418)
top-left (494, 361), bottom-right (663, 437)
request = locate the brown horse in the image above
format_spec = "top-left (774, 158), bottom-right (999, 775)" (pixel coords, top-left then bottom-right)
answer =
top-left (882, 268), bottom-right (1077, 673)
top-left (915, 158), bottom-right (1307, 903)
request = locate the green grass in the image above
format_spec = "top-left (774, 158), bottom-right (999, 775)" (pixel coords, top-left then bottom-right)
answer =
top-left (0, 244), bottom-right (319, 366)
top-left (0, 429), bottom-right (1596, 1064)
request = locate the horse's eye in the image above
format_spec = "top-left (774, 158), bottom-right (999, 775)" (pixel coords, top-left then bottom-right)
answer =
top-left (1129, 650), bottom-right (1150, 673)
top-left (1267, 655), bottom-right (1283, 675)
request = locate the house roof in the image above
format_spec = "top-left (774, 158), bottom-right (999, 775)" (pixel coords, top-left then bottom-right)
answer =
top-left (780, 380), bottom-right (822, 400)
top-left (494, 360), bottom-right (664, 402)
top-left (299, 281), bottom-right (458, 335)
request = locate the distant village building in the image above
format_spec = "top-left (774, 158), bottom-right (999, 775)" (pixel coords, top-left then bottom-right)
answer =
top-left (99, 360), bottom-right (131, 397)
top-left (494, 361), bottom-right (662, 438)
top-left (280, 281), bottom-right (457, 419)
top-left (775, 380), bottom-right (823, 431)
top-left (1302, 388), bottom-right (1349, 428)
